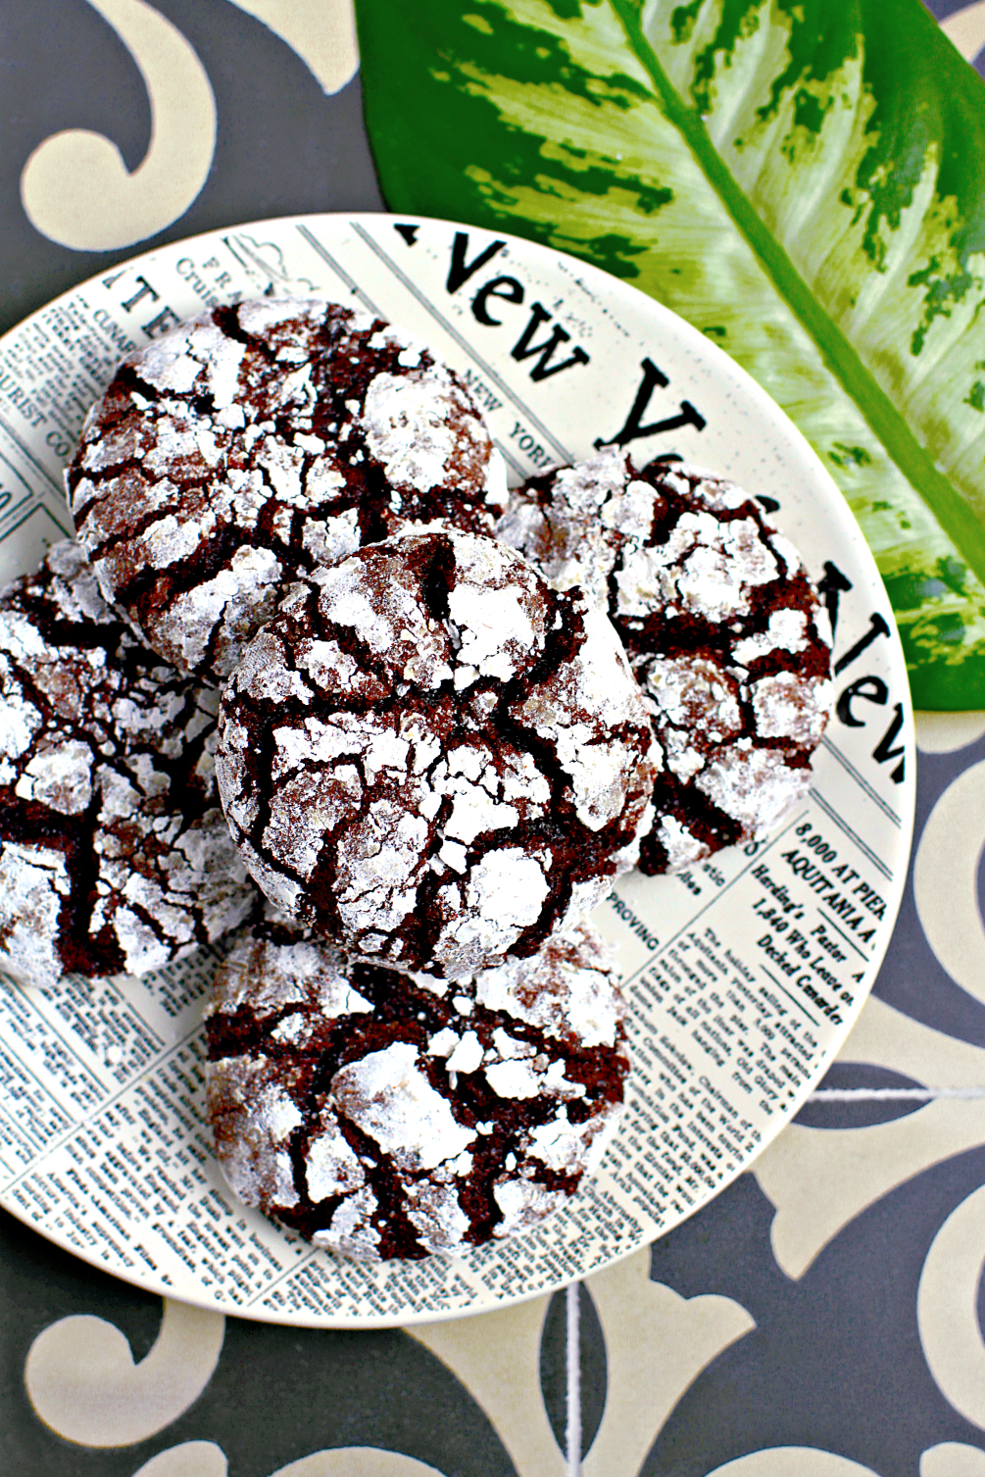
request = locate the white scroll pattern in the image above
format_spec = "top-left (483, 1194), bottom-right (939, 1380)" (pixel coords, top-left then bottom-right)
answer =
top-left (225, 0), bottom-right (359, 95)
top-left (20, 0), bottom-right (216, 252)
top-left (913, 758), bottom-right (985, 1009)
top-left (19, 0), bottom-right (360, 254)
top-left (25, 1299), bottom-right (225, 1447)
top-left (917, 1185), bottom-right (985, 1432)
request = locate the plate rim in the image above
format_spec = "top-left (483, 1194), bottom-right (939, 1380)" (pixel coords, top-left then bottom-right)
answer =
top-left (0, 208), bottom-right (916, 1328)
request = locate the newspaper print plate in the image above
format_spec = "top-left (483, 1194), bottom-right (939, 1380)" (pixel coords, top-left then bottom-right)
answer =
top-left (0, 214), bottom-right (915, 1327)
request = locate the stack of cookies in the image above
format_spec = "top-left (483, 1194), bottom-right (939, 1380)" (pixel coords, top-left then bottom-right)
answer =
top-left (0, 297), bottom-right (833, 1259)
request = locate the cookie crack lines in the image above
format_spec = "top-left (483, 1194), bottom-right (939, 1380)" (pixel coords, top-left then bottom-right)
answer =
top-left (206, 914), bottom-right (628, 1259)
top-left (216, 526), bottom-right (659, 981)
top-left (0, 542), bottom-right (256, 987)
top-left (69, 298), bottom-right (509, 687)
top-left (498, 447), bottom-right (834, 875)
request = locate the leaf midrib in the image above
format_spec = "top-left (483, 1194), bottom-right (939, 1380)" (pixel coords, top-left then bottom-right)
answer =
top-left (610, 0), bottom-right (985, 591)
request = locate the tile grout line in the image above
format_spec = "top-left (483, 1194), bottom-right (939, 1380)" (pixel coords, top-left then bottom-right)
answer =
top-left (808, 1086), bottom-right (985, 1101)
top-left (556, 1091), bottom-right (982, 1472)
top-left (567, 1280), bottom-right (582, 1477)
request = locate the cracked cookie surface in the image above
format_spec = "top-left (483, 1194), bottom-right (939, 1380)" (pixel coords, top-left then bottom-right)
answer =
top-left (206, 909), bottom-right (628, 1259)
top-left (68, 297), bottom-right (507, 687)
top-left (215, 528), bottom-right (657, 977)
top-left (0, 540), bottom-right (256, 988)
top-left (497, 449), bottom-right (834, 874)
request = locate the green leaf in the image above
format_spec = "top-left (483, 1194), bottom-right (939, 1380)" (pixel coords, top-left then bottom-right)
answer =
top-left (353, 0), bottom-right (985, 708)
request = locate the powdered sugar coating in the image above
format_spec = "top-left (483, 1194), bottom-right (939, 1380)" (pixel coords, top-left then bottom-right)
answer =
top-left (216, 529), bottom-right (658, 977)
top-left (205, 910), bottom-right (628, 1259)
top-left (0, 541), bottom-right (256, 988)
top-left (498, 450), bottom-right (833, 873)
top-left (68, 298), bottom-right (508, 686)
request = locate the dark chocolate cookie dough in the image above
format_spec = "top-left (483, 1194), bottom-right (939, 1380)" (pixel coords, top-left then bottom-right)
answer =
top-left (498, 449), bottom-right (834, 873)
top-left (0, 540), bottom-right (256, 988)
top-left (206, 910), bottom-right (628, 1259)
top-left (68, 297), bottom-right (508, 686)
top-left (215, 528), bottom-right (658, 978)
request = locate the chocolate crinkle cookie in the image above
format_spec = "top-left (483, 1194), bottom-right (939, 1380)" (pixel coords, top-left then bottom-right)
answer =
top-left (67, 297), bottom-right (508, 687)
top-left (0, 540), bottom-right (256, 989)
top-left (497, 448), bottom-right (834, 874)
top-left (216, 528), bottom-right (658, 978)
top-left (205, 909), bottom-right (628, 1259)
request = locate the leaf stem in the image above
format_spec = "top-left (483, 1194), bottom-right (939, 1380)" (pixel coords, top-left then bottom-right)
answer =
top-left (609, 0), bottom-right (985, 591)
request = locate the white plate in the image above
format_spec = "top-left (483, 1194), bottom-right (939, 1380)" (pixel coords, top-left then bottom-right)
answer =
top-left (0, 213), bottom-right (914, 1326)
